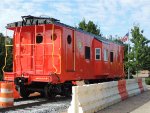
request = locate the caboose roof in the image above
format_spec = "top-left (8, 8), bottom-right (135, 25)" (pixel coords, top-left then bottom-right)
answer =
top-left (6, 15), bottom-right (124, 46)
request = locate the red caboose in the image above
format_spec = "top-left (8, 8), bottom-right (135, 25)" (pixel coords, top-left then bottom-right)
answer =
top-left (4, 16), bottom-right (125, 98)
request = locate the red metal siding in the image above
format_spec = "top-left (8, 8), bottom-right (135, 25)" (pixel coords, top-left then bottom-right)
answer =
top-left (93, 39), bottom-right (103, 77)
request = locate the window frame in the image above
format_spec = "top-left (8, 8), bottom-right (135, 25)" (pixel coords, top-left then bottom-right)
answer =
top-left (104, 49), bottom-right (108, 61)
top-left (110, 51), bottom-right (114, 62)
top-left (85, 46), bottom-right (91, 60)
top-left (95, 48), bottom-right (101, 60)
top-left (67, 35), bottom-right (72, 44)
top-left (36, 34), bottom-right (43, 44)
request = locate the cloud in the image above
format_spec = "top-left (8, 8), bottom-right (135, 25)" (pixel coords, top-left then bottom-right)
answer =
top-left (0, 0), bottom-right (149, 40)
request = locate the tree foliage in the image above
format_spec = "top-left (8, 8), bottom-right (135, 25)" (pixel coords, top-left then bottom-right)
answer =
top-left (113, 38), bottom-right (124, 44)
top-left (0, 33), bottom-right (13, 80)
top-left (142, 46), bottom-right (150, 70)
top-left (78, 19), bottom-right (101, 35)
top-left (127, 26), bottom-right (150, 74)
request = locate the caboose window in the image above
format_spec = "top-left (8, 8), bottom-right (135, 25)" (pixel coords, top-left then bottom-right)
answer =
top-left (85, 46), bottom-right (90, 59)
top-left (110, 51), bottom-right (114, 62)
top-left (36, 34), bottom-right (43, 43)
top-left (67, 35), bottom-right (72, 44)
top-left (95, 48), bottom-right (101, 60)
top-left (104, 49), bottom-right (108, 61)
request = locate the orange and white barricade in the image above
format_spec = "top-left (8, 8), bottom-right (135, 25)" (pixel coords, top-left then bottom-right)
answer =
top-left (0, 82), bottom-right (14, 108)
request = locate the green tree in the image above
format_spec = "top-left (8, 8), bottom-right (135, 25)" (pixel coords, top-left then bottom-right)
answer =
top-left (78, 19), bottom-right (101, 35)
top-left (4, 37), bottom-right (13, 72)
top-left (142, 46), bottom-right (150, 70)
top-left (127, 26), bottom-right (150, 75)
top-left (0, 33), bottom-right (13, 80)
top-left (0, 33), bottom-right (5, 79)
top-left (113, 38), bottom-right (124, 44)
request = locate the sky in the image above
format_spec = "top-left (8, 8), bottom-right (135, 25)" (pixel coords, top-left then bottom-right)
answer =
top-left (0, 0), bottom-right (150, 40)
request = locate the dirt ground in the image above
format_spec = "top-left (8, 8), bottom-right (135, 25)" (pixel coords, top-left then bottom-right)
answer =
top-left (97, 85), bottom-right (150, 113)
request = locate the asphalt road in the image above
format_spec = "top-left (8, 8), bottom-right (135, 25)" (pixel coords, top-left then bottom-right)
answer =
top-left (97, 86), bottom-right (150, 113)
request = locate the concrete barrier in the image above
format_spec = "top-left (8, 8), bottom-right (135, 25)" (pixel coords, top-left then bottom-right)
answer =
top-left (142, 78), bottom-right (147, 91)
top-left (118, 79), bottom-right (128, 100)
top-left (68, 81), bottom-right (121, 113)
top-left (126, 79), bottom-right (141, 97)
top-left (68, 78), bottom-right (147, 113)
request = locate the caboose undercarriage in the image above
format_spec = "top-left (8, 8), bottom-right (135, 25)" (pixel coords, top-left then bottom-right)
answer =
top-left (14, 76), bottom-right (120, 99)
top-left (15, 77), bottom-right (72, 98)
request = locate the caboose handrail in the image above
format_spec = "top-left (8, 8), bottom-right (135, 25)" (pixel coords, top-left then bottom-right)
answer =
top-left (19, 26), bottom-right (23, 73)
top-left (43, 24), bottom-right (45, 74)
top-left (15, 43), bottom-right (53, 46)
top-left (51, 24), bottom-right (58, 73)
top-left (2, 29), bottom-right (13, 74)
top-left (34, 25), bottom-right (37, 75)
top-left (5, 45), bottom-right (13, 47)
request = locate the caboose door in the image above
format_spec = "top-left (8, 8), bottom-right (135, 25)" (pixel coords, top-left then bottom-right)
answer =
top-left (34, 26), bottom-right (45, 74)
top-left (35, 34), bottom-right (44, 74)
top-left (65, 29), bottom-right (75, 71)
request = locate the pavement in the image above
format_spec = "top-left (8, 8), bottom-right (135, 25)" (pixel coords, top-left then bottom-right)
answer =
top-left (97, 85), bottom-right (150, 113)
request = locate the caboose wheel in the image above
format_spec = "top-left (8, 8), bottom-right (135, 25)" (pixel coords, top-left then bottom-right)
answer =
top-left (44, 84), bottom-right (56, 99)
top-left (18, 85), bottom-right (30, 99)
top-left (62, 90), bottom-right (72, 97)
top-left (61, 85), bottom-right (72, 97)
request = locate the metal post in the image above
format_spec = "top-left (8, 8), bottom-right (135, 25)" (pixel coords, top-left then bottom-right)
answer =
top-left (128, 32), bottom-right (130, 79)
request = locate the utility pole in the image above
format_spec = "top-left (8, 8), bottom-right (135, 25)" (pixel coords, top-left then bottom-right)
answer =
top-left (128, 32), bottom-right (130, 79)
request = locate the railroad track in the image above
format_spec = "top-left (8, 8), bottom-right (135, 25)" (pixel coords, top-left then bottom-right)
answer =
top-left (0, 96), bottom-right (71, 113)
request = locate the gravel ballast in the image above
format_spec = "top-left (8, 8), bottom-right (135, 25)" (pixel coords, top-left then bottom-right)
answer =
top-left (0, 97), bottom-right (71, 113)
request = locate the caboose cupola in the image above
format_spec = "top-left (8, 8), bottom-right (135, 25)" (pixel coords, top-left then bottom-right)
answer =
top-left (7, 15), bottom-right (60, 28)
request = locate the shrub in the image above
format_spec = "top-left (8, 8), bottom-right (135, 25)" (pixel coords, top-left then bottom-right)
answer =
top-left (145, 77), bottom-right (150, 85)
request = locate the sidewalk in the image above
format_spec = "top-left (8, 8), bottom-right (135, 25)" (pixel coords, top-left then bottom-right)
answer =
top-left (131, 100), bottom-right (150, 113)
